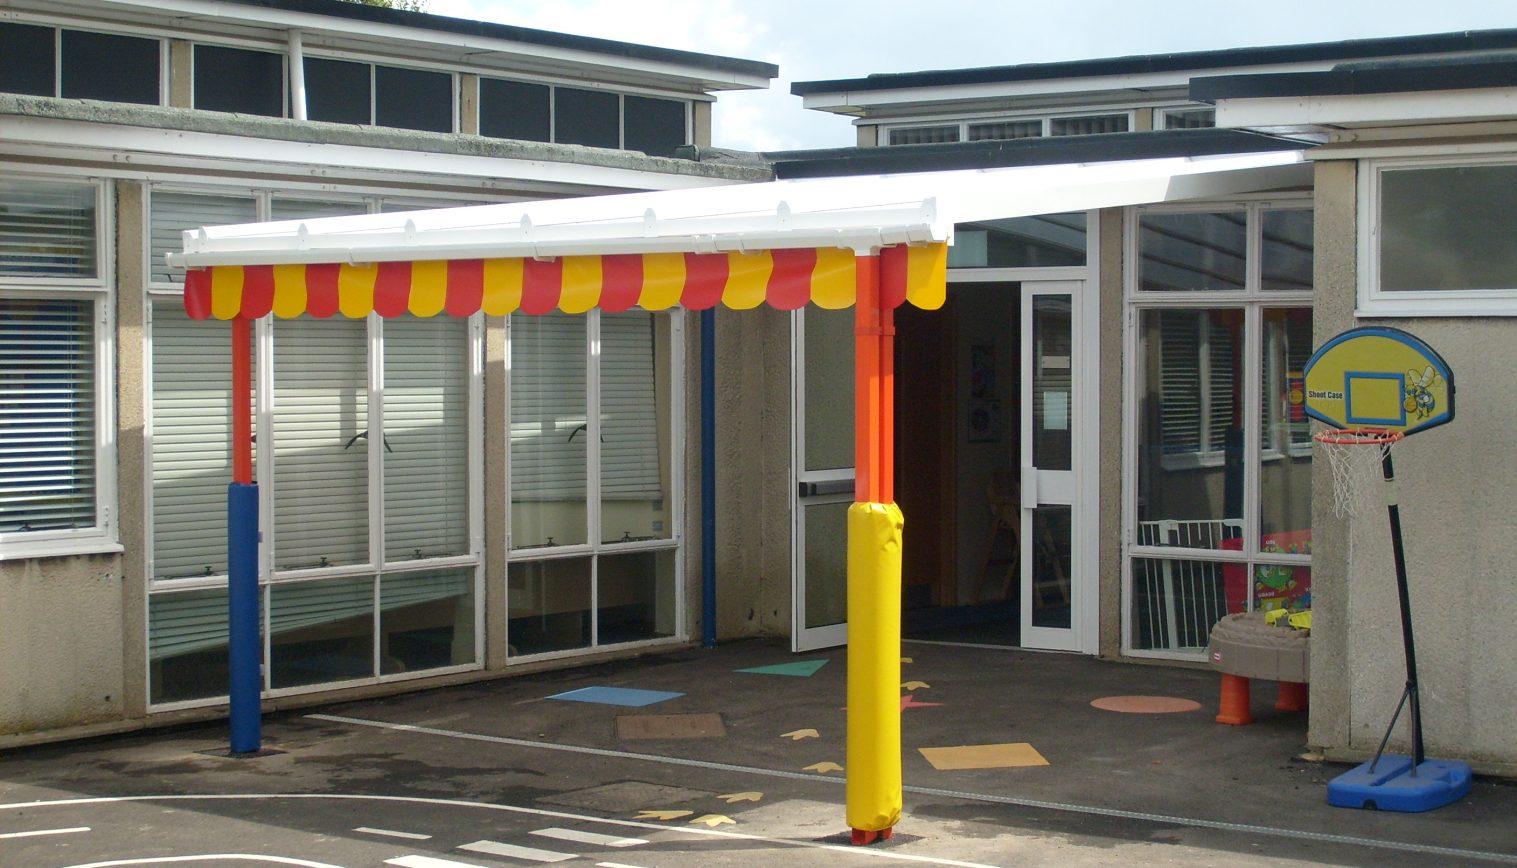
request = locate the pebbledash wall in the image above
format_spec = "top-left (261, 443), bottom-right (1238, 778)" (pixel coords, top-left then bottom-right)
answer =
top-left (0, 0), bottom-right (775, 745)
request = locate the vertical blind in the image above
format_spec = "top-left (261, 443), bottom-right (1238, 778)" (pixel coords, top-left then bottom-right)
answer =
top-left (0, 298), bottom-right (96, 533)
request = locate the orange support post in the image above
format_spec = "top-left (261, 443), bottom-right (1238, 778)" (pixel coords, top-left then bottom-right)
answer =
top-left (231, 316), bottom-right (253, 485)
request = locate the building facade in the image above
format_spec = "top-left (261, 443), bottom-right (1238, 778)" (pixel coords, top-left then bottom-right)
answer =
top-left (0, 0), bottom-right (773, 744)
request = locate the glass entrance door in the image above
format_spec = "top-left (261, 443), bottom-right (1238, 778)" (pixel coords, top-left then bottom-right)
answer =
top-left (1020, 281), bottom-right (1088, 651)
top-left (792, 306), bottom-right (853, 651)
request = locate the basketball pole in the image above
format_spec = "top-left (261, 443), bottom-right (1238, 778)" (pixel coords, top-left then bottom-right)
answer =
top-left (1375, 448), bottom-right (1426, 772)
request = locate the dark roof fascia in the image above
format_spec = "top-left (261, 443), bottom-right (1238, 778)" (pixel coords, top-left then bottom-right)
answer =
top-left (791, 28), bottom-right (1517, 96)
top-left (221, 0), bottom-right (778, 79)
top-left (767, 129), bottom-right (1303, 179)
top-left (1191, 54), bottom-right (1517, 102)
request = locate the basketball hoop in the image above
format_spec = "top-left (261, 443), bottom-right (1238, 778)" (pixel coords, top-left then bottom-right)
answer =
top-left (1313, 426), bottom-right (1404, 518)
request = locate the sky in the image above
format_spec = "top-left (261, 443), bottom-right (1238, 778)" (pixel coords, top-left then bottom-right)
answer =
top-left (425, 0), bottom-right (1516, 152)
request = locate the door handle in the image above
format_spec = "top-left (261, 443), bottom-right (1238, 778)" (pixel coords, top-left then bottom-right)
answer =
top-left (1021, 467), bottom-right (1038, 508)
top-left (799, 479), bottom-right (855, 497)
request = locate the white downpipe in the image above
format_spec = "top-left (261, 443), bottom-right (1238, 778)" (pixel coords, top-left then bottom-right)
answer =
top-left (288, 30), bottom-right (307, 121)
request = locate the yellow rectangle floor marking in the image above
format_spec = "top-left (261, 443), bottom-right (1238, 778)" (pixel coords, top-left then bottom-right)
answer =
top-left (918, 743), bottom-right (1049, 770)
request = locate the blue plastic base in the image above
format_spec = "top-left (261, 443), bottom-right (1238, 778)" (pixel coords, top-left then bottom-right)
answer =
top-left (1327, 755), bottom-right (1472, 812)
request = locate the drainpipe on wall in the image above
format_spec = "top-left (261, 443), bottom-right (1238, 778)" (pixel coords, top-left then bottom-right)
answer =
top-left (288, 30), bottom-right (307, 121)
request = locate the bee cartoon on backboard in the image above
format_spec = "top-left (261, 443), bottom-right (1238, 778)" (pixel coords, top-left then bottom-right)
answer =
top-left (1404, 366), bottom-right (1439, 420)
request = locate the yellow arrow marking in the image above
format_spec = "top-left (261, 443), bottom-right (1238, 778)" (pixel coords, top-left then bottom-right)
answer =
top-left (635, 810), bottom-right (693, 821)
top-left (902, 681), bottom-right (930, 691)
top-left (781, 728), bottom-right (820, 741)
top-left (804, 761), bottom-right (844, 774)
top-left (901, 657), bottom-right (913, 664)
top-left (719, 792), bottom-right (763, 803)
top-left (690, 814), bottom-right (736, 827)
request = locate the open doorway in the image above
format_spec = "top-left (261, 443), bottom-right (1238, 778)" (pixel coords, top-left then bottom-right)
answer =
top-left (899, 281), bottom-right (1028, 646)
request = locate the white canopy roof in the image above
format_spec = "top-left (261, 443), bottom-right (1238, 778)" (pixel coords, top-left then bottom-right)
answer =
top-left (168, 149), bottom-right (1307, 268)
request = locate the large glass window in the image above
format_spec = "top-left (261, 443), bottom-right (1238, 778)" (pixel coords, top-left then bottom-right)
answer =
top-left (146, 189), bottom-right (482, 706)
top-left (949, 213), bottom-right (1087, 270)
top-left (508, 309), bottom-right (680, 657)
top-left (1128, 203), bottom-right (1313, 658)
top-left (0, 176), bottom-right (110, 560)
top-left (62, 29), bottom-right (160, 105)
top-left (478, 77), bottom-right (689, 156)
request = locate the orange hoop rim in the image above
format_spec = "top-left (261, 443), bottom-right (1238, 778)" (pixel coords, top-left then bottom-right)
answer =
top-left (1312, 426), bottom-right (1406, 446)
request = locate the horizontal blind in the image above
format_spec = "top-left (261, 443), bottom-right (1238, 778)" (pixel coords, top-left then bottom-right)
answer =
top-left (600, 312), bottom-right (661, 499)
top-left (270, 198), bottom-right (368, 222)
top-left (1205, 317), bottom-right (1237, 451)
top-left (0, 298), bottom-right (96, 532)
top-left (151, 303), bottom-right (248, 578)
top-left (1158, 310), bottom-right (1201, 455)
top-left (384, 317), bottom-right (469, 562)
top-left (150, 192), bottom-right (257, 285)
top-left (273, 317), bottom-right (370, 569)
top-left (0, 178), bottom-right (97, 278)
top-left (510, 313), bottom-right (587, 499)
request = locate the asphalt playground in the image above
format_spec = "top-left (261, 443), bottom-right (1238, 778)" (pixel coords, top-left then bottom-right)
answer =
top-left (2, 639), bottom-right (1516, 867)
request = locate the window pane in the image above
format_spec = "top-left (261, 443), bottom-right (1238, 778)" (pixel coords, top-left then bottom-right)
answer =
top-left (0, 177), bottom-right (97, 278)
top-left (61, 30), bottom-right (159, 104)
top-left (270, 576), bottom-right (375, 687)
top-left (0, 22), bottom-right (55, 96)
top-left (194, 44), bottom-right (283, 117)
top-left (1050, 114), bottom-right (1128, 136)
top-left (1031, 505), bottom-right (1072, 629)
top-left (1130, 557), bottom-right (1230, 653)
top-left (380, 567), bottom-right (475, 674)
top-left (1261, 210), bottom-right (1313, 292)
top-left (269, 198), bottom-right (368, 222)
top-left (150, 192), bottom-right (257, 285)
top-left (152, 302), bottom-right (253, 579)
top-left (1032, 296), bottom-right (1072, 472)
top-left (555, 86), bottom-right (619, 149)
top-left (803, 306), bottom-right (853, 471)
top-left (1137, 309), bottom-right (1244, 542)
top-left (305, 57), bottom-right (370, 125)
top-left (273, 318), bottom-right (370, 570)
top-left (375, 65), bottom-right (451, 133)
top-left (949, 214), bottom-right (1085, 268)
top-left (0, 298), bottom-right (96, 532)
top-left (889, 126), bottom-right (959, 145)
top-left (967, 120), bottom-right (1041, 141)
top-left (149, 588), bottom-right (230, 704)
top-left (597, 549), bottom-right (676, 645)
top-left (601, 312), bottom-right (670, 543)
top-left (804, 501), bottom-right (849, 630)
top-left (1161, 108), bottom-right (1215, 129)
top-left (1138, 211), bottom-right (1247, 292)
top-left (1260, 308), bottom-right (1313, 543)
top-left (623, 95), bottom-right (685, 157)
top-left (479, 78), bottom-right (550, 142)
top-left (510, 313), bottom-right (587, 548)
top-left (384, 317), bottom-right (469, 561)
top-left (508, 557), bottom-right (590, 654)
top-left (1381, 164), bottom-right (1517, 291)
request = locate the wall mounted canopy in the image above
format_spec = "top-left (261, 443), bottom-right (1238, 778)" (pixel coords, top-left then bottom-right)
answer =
top-left (170, 149), bottom-right (1306, 319)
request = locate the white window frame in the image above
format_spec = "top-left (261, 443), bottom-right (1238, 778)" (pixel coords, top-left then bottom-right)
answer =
top-left (0, 173), bottom-right (119, 561)
top-left (882, 109), bottom-right (1138, 146)
top-left (1122, 195), bottom-right (1314, 661)
top-left (504, 308), bottom-right (687, 663)
top-left (1156, 105), bottom-right (1216, 130)
top-left (1358, 152), bottom-right (1517, 316)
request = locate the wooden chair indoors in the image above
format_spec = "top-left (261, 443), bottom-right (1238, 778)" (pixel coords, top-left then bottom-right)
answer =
top-left (974, 469), bottom-right (1021, 604)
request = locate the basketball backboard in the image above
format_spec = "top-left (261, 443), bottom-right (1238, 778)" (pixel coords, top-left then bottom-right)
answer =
top-left (1302, 326), bottom-right (1454, 436)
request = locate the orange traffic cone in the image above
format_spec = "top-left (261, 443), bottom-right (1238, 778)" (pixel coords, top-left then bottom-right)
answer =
top-left (1215, 673), bottom-right (1253, 725)
top-left (1275, 681), bottom-right (1308, 713)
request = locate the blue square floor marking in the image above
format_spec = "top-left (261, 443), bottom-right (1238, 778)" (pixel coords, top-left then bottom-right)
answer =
top-left (547, 686), bottom-right (684, 707)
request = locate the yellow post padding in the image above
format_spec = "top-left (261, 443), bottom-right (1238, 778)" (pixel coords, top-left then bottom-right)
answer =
top-left (846, 501), bottom-right (904, 833)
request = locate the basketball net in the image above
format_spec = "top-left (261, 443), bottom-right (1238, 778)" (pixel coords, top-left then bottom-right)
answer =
top-left (1313, 426), bottom-right (1404, 518)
